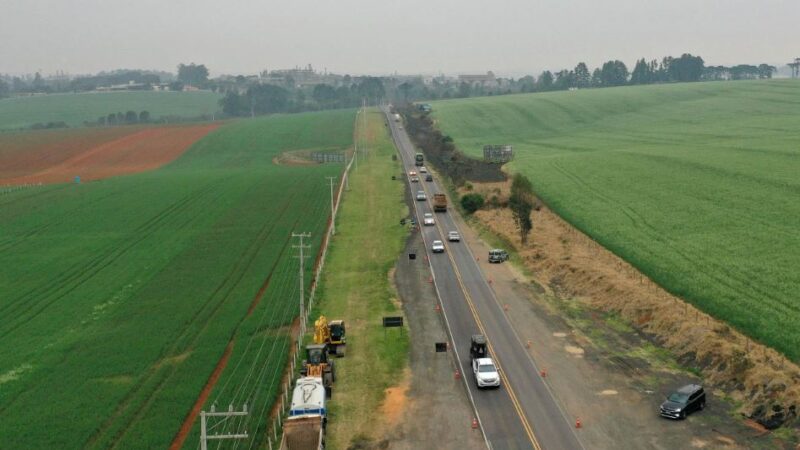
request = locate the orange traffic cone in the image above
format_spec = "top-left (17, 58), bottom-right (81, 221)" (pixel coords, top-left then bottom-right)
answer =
top-left (454, 369), bottom-right (461, 380)
top-left (575, 418), bottom-right (582, 429)
top-left (471, 418), bottom-right (478, 429)
top-left (540, 369), bottom-right (547, 378)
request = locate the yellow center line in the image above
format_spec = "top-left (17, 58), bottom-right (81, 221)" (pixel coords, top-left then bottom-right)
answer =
top-left (419, 178), bottom-right (543, 450)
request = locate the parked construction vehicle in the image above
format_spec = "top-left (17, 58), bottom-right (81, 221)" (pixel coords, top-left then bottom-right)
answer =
top-left (313, 315), bottom-right (346, 357)
top-left (433, 193), bottom-right (448, 212)
top-left (280, 377), bottom-right (327, 450)
top-left (300, 344), bottom-right (336, 387)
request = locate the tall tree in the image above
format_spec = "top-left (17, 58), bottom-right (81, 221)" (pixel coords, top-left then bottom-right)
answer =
top-left (312, 84), bottom-right (337, 108)
top-left (220, 91), bottom-right (246, 116)
top-left (599, 60), bottom-right (629, 86)
top-left (757, 64), bottom-right (776, 79)
top-left (591, 68), bottom-right (602, 87)
top-left (457, 81), bottom-right (472, 98)
top-left (574, 62), bottom-right (591, 88)
top-left (398, 82), bottom-right (413, 101)
top-left (668, 54), bottom-right (704, 82)
top-left (509, 174), bottom-right (535, 244)
top-left (537, 71), bottom-right (554, 91)
top-left (32, 72), bottom-right (45, 91)
top-left (247, 84), bottom-right (290, 114)
top-left (355, 77), bottom-right (385, 103)
top-left (177, 63), bottom-right (209, 86)
top-left (630, 58), bottom-right (653, 85)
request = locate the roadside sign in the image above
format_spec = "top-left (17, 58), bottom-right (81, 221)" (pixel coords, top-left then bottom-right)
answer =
top-left (383, 316), bottom-right (404, 328)
top-left (435, 342), bottom-right (448, 352)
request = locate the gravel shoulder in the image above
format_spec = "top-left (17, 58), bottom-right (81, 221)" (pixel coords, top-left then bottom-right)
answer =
top-left (369, 184), bottom-right (485, 450)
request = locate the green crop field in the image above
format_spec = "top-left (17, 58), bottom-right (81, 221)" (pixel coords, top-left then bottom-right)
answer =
top-left (431, 80), bottom-right (800, 361)
top-left (0, 109), bottom-right (355, 449)
top-left (0, 90), bottom-right (221, 130)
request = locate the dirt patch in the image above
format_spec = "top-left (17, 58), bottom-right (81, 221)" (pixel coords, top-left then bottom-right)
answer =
top-left (598, 389), bottom-right (618, 396)
top-left (379, 369), bottom-right (411, 428)
top-left (470, 184), bottom-right (800, 431)
top-left (565, 345), bottom-right (585, 356)
top-left (154, 352), bottom-right (191, 369)
top-left (1, 123), bottom-right (219, 185)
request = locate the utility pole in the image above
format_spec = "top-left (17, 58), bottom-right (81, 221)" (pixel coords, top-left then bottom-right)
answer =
top-left (199, 404), bottom-right (249, 450)
top-left (292, 232), bottom-right (311, 335)
top-left (326, 176), bottom-right (337, 235)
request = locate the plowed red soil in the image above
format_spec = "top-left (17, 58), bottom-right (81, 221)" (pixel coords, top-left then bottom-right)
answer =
top-left (0, 124), bottom-right (219, 184)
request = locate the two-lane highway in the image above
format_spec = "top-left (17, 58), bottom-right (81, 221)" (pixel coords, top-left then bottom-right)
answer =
top-left (384, 108), bottom-right (584, 450)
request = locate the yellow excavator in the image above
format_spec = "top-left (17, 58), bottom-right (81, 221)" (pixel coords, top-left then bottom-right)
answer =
top-left (312, 315), bottom-right (346, 357)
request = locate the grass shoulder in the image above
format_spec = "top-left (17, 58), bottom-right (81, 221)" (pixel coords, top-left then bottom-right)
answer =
top-left (309, 109), bottom-right (410, 449)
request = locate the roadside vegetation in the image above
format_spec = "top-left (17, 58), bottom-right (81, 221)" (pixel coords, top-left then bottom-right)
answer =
top-left (431, 79), bottom-right (800, 362)
top-left (310, 109), bottom-right (409, 449)
top-left (0, 109), bottom-right (354, 449)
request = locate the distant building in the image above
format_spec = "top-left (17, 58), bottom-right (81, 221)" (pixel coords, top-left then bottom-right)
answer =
top-left (458, 71), bottom-right (497, 87)
top-left (96, 81), bottom-right (149, 92)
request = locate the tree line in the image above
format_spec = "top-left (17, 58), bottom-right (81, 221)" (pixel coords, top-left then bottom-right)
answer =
top-left (219, 76), bottom-right (386, 117)
top-left (92, 110), bottom-right (151, 126)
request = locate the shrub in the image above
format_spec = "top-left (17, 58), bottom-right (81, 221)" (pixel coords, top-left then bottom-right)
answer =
top-left (461, 193), bottom-right (485, 214)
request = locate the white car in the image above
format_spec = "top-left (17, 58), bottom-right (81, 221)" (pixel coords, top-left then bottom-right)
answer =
top-left (410, 176), bottom-right (419, 183)
top-left (419, 166), bottom-right (428, 173)
top-left (408, 170), bottom-right (417, 176)
top-left (448, 231), bottom-right (460, 242)
top-left (473, 357), bottom-right (501, 389)
top-left (423, 213), bottom-right (435, 226)
top-left (431, 240), bottom-right (445, 253)
top-left (416, 191), bottom-right (427, 201)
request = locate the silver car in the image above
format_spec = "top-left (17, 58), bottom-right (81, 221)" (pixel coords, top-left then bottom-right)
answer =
top-left (473, 358), bottom-right (500, 388)
top-left (448, 231), bottom-right (460, 242)
top-left (431, 240), bottom-right (445, 253)
top-left (416, 191), bottom-right (427, 201)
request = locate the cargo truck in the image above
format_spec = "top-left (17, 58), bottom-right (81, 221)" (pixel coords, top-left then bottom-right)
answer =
top-left (433, 193), bottom-right (447, 212)
top-left (280, 377), bottom-right (327, 450)
top-left (415, 152), bottom-right (424, 166)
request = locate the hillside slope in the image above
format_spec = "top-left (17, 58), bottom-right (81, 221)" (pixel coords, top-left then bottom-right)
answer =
top-left (432, 80), bottom-right (800, 361)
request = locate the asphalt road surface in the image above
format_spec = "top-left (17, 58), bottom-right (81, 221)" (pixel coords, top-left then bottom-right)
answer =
top-left (383, 108), bottom-right (584, 450)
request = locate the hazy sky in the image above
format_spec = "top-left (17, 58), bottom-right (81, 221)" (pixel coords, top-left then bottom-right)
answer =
top-left (2, 0), bottom-right (798, 77)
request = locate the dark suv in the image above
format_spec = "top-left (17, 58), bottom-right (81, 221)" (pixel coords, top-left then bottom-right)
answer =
top-left (660, 384), bottom-right (705, 419)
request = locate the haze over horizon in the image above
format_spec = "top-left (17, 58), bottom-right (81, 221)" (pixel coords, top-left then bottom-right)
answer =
top-left (2, 0), bottom-right (798, 77)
